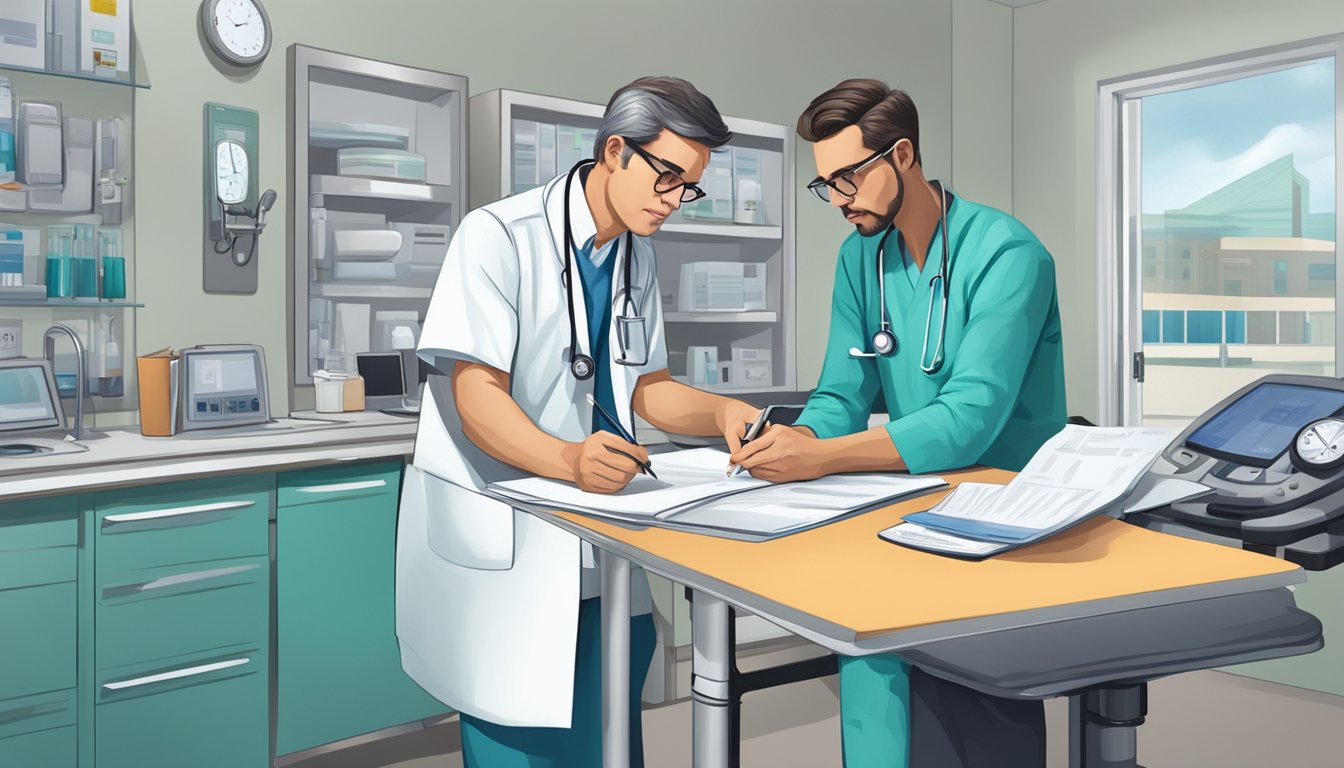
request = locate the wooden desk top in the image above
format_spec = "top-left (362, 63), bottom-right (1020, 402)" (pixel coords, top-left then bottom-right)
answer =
top-left (549, 468), bottom-right (1302, 644)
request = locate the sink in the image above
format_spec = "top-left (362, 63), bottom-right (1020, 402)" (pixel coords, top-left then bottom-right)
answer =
top-left (0, 436), bottom-right (89, 458)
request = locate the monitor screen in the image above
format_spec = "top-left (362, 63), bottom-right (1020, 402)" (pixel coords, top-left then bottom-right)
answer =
top-left (182, 349), bottom-right (266, 426)
top-left (1186, 382), bottom-right (1344, 466)
top-left (357, 353), bottom-right (406, 397)
top-left (0, 361), bottom-right (60, 431)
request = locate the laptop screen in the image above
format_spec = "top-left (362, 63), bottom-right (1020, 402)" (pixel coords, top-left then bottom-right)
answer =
top-left (357, 353), bottom-right (406, 398)
top-left (0, 360), bottom-right (62, 431)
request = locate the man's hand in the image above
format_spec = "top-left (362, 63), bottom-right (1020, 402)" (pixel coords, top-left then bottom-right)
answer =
top-left (728, 424), bottom-right (827, 483)
top-left (715, 399), bottom-right (764, 454)
top-left (561, 432), bottom-right (650, 494)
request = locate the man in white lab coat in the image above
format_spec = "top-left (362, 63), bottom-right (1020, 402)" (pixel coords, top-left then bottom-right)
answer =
top-left (396, 76), bottom-right (761, 767)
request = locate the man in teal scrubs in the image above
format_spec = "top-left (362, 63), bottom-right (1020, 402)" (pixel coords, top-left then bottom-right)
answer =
top-left (731, 79), bottom-right (1064, 766)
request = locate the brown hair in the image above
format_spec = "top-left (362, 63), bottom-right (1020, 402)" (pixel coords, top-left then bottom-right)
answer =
top-left (796, 79), bottom-right (921, 165)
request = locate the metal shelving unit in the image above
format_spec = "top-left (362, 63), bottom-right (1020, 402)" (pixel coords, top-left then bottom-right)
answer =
top-left (0, 63), bottom-right (141, 421)
top-left (469, 88), bottom-right (796, 395)
top-left (288, 46), bottom-right (467, 398)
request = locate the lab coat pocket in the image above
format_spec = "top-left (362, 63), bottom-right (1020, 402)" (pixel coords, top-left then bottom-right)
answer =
top-left (408, 465), bottom-right (516, 570)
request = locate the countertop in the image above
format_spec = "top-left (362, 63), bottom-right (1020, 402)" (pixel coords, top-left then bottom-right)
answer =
top-left (0, 410), bottom-right (419, 502)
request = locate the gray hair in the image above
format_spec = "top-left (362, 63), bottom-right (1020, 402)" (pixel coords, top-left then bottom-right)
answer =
top-left (594, 77), bottom-right (732, 163)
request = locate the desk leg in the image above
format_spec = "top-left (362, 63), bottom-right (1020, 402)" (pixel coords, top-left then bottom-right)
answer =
top-left (600, 549), bottom-right (631, 768)
top-left (691, 591), bottom-right (733, 768)
top-left (1070, 687), bottom-right (1145, 768)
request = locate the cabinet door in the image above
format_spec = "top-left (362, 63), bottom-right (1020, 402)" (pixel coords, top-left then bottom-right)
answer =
top-left (0, 497), bottom-right (78, 704)
top-left (276, 461), bottom-right (447, 756)
top-left (96, 650), bottom-right (267, 768)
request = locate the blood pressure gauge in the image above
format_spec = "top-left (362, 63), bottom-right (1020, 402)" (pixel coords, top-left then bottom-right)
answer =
top-left (1290, 417), bottom-right (1344, 474)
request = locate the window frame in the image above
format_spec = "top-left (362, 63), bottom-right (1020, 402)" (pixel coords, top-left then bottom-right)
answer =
top-left (1096, 35), bottom-right (1344, 426)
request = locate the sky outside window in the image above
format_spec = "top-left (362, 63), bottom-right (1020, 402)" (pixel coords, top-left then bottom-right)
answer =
top-left (1142, 58), bottom-right (1335, 215)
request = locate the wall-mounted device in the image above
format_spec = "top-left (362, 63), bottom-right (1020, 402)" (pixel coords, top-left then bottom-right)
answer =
top-left (95, 116), bottom-right (130, 224)
top-left (28, 116), bottom-right (92, 212)
top-left (177, 344), bottom-right (269, 431)
top-left (204, 103), bottom-right (272, 293)
top-left (17, 101), bottom-right (63, 188)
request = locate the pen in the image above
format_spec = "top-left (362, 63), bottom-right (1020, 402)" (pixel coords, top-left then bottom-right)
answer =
top-left (728, 407), bottom-right (772, 478)
top-left (585, 394), bottom-right (657, 478)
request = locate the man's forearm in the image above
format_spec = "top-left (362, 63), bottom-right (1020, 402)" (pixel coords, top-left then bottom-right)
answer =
top-left (632, 370), bottom-right (739, 436)
top-left (817, 425), bottom-right (908, 474)
top-left (454, 361), bottom-right (574, 481)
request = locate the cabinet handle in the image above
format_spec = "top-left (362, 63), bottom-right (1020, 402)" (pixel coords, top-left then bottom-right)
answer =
top-left (293, 479), bottom-right (387, 494)
top-left (102, 500), bottom-right (255, 526)
top-left (103, 563), bottom-right (261, 599)
top-left (103, 658), bottom-right (250, 691)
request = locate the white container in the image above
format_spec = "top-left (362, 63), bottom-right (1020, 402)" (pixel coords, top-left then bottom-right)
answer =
top-left (314, 378), bottom-right (344, 412)
top-left (333, 229), bottom-right (403, 261)
top-left (337, 147), bottom-right (427, 182)
top-left (687, 345), bottom-right (718, 388)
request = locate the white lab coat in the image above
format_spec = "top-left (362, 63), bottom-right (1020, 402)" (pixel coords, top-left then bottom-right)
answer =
top-left (396, 173), bottom-right (666, 728)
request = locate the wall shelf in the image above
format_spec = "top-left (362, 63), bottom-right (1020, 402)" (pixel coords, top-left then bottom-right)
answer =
top-left (658, 223), bottom-right (782, 240)
top-left (0, 299), bottom-right (143, 308)
top-left (309, 175), bottom-right (454, 205)
top-left (664, 311), bottom-right (778, 323)
top-left (311, 284), bottom-right (432, 300)
top-left (0, 62), bottom-right (149, 89)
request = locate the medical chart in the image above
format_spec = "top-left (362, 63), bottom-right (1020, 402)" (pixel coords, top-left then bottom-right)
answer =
top-left (489, 447), bottom-right (946, 538)
top-left (899, 425), bottom-right (1175, 546)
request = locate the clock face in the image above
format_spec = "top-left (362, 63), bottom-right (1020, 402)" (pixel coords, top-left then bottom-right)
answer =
top-left (215, 140), bottom-right (249, 204)
top-left (207, 0), bottom-right (270, 65)
top-left (1293, 418), bottom-right (1344, 470)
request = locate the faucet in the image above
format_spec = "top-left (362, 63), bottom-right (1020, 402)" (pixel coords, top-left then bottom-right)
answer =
top-left (43, 323), bottom-right (85, 441)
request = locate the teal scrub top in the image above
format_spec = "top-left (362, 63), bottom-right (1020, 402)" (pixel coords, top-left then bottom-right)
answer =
top-left (795, 188), bottom-right (1066, 474)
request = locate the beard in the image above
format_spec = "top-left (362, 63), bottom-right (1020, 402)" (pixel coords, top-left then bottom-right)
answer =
top-left (843, 168), bottom-right (903, 237)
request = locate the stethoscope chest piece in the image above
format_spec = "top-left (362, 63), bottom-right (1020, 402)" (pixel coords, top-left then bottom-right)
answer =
top-left (570, 353), bottom-right (595, 381)
top-left (872, 328), bottom-right (897, 357)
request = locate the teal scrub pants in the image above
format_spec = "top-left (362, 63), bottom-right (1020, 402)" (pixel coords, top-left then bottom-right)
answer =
top-left (839, 653), bottom-right (912, 767)
top-left (460, 597), bottom-right (657, 768)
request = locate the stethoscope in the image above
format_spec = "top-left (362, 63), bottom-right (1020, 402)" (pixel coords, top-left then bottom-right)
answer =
top-left (848, 180), bottom-right (951, 374)
top-left (560, 159), bottom-right (642, 381)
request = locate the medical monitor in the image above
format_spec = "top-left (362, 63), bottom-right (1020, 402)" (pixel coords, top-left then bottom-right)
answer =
top-left (0, 358), bottom-right (64, 432)
top-left (357, 352), bottom-right (407, 409)
top-left (178, 345), bottom-right (270, 431)
top-left (1185, 382), bottom-right (1344, 467)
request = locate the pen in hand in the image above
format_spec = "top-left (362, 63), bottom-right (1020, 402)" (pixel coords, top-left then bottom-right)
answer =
top-left (727, 407), bottom-right (772, 478)
top-left (585, 394), bottom-right (657, 479)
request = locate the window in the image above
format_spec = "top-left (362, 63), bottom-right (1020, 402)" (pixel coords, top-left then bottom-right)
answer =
top-left (1309, 263), bottom-right (1335, 292)
top-left (1246, 311), bottom-right (1278, 344)
top-left (1187, 311), bottom-right (1222, 343)
top-left (1225, 311), bottom-right (1246, 343)
top-left (1161, 310), bottom-right (1186, 343)
top-left (1105, 44), bottom-right (1339, 428)
top-left (1142, 310), bottom-right (1161, 343)
top-left (1280, 311), bottom-right (1307, 343)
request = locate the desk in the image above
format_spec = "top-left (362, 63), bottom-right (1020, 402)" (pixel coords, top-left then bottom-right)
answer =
top-left (513, 467), bottom-right (1308, 768)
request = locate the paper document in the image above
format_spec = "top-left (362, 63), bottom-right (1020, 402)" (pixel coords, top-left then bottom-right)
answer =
top-left (489, 447), bottom-right (947, 538)
top-left (879, 522), bottom-right (1014, 558)
top-left (1122, 474), bottom-right (1212, 515)
top-left (903, 425), bottom-right (1174, 545)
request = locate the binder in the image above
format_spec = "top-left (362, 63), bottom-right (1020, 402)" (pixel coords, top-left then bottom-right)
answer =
top-left (136, 346), bottom-right (178, 436)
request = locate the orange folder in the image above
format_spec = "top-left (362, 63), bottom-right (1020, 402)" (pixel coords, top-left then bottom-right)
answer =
top-left (136, 347), bottom-right (179, 436)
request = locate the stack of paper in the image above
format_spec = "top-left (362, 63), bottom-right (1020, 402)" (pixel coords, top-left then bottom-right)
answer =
top-left (881, 426), bottom-right (1200, 558)
top-left (489, 448), bottom-right (948, 540)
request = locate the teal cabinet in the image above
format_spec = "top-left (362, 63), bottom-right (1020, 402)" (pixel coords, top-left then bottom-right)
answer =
top-left (275, 460), bottom-right (447, 756)
top-left (92, 476), bottom-right (271, 768)
top-left (95, 650), bottom-right (268, 768)
top-left (0, 497), bottom-right (79, 764)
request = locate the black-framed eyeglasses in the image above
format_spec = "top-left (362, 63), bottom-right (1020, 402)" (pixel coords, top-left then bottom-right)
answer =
top-left (626, 141), bottom-right (707, 203)
top-left (806, 142), bottom-right (897, 202)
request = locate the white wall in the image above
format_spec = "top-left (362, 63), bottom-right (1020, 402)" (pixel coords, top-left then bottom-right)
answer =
top-left (128, 0), bottom-right (1015, 409)
top-left (1014, 0), bottom-right (1344, 695)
